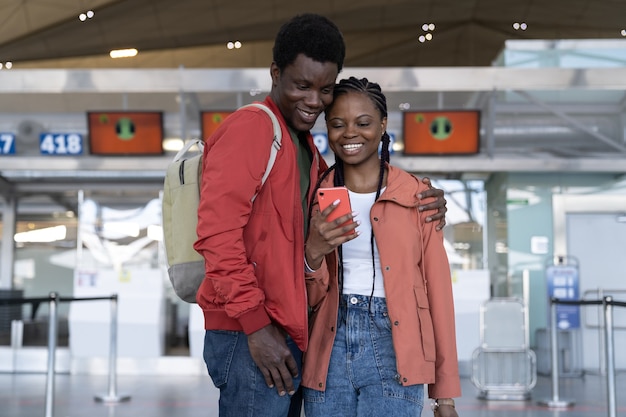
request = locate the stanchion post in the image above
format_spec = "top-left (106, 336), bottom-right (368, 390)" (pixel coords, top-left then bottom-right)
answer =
top-left (603, 296), bottom-right (616, 417)
top-left (44, 292), bottom-right (59, 417)
top-left (598, 287), bottom-right (606, 376)
top-left (94, 294), bottom-right (130, 403)
top-left (538, 298), bottom-right (575, 408)
top-left (11, 319), bottom-right (24, 371)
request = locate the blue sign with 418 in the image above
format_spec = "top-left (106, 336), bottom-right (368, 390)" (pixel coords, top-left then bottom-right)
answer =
top-left (40, 133), bottom-right (83, 155)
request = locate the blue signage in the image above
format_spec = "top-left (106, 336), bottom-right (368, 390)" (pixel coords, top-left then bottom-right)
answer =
top-left (312, 132), bottom-right (329, 155)
top-left (546, 265), bottom-right (580, 329)
top-left (0, 133), bottom-right (16, 154)
top-left (40, 133), bottom-right (83, 155)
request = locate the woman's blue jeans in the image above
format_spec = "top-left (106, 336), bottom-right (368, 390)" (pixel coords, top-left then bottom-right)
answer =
top-left (203, 330), bottom-right (302, 417)
top-left (303, 294), bottom-right (424, 417)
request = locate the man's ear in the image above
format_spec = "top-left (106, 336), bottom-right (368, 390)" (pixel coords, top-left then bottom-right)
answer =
top-left (270, 62), bottom-right (280, 86)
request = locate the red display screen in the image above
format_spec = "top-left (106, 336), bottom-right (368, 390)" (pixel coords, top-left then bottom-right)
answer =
top-left (87, 112), bottom-right (164, 155)
top-left (403, 111), bottom-right (480, 155)
top-left (201, 111), bottom-right (234, 140)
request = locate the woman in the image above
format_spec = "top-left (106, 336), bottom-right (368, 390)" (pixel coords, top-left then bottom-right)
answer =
top-left (302, 77), bottom-right (461, 417)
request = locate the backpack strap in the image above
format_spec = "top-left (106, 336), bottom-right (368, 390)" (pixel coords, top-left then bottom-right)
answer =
top-left (173, 138), bottom-right (204, 162)
top-left (174, 104), bottom-right (282, 201)
top-left (240, 103), bottom-right (283, 202)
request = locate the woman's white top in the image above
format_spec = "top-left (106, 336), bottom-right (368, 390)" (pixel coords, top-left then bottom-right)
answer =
top-left (341, 188), bottom-right (386, 298)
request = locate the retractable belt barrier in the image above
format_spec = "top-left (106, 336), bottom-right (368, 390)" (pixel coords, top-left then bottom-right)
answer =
top-left (538, 296), bottom-right (626, 417)
top-left (0, 292), bottom-right (130, 417)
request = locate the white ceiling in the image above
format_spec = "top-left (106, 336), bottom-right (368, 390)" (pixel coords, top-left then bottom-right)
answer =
top-left (1, 0), bottom-right (624, 69)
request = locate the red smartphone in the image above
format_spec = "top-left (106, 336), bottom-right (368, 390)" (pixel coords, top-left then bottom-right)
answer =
top-left (316, 186), bottom-right (355, 234)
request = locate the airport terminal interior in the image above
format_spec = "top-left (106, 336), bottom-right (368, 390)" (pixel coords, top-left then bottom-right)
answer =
top-left (1, 1), bottom-right (626, 416)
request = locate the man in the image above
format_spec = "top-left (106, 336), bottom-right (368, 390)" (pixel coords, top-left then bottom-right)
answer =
top-left (193, 13), bottom-right (446, 417)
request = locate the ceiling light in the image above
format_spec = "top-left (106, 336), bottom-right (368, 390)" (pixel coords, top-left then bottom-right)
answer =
top-left (422, 23), bottom-right (429, 31)
top-left (428, 23), bottom-right (435, 31)
top-left (109, 48), bottom-right (138, 58)
top-left (14, 225), bottom-right (67, 243)
top-left (621, 29), bottom-right (626, 36)
top-left (234, 41), bottom-right (242, 49)
top-left (425, 33), bottom-right (433, 41)
top-left (227, 41), bottom-right (234, 49)
top-left (79, 10), bottom-right (94, 21)
top-left (163, 138), bottom-right (184, 152)
top-left (513, 22), bottom-right (528, 30)
top-left (418, 35), bottom-right (426, 43)
top-left (5, 62), bottom-right (12, 69)
top-left (103, 222), bottom-right (139, 238)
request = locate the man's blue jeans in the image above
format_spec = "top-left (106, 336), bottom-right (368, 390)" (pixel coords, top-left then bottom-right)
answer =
top-left (303, 294), bottom-right (424, 417)
top-left (203, 330), bottom-right (302, 417)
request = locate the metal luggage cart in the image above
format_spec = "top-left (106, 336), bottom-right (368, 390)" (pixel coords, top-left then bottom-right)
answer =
top-left (471, 298), bottom-right (537, 400)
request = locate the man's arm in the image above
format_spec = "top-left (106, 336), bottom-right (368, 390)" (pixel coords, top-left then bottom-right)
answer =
top-left (195, 109), bottom-right (297, 395)
top-left (248, 325), bottom-right (299, 397)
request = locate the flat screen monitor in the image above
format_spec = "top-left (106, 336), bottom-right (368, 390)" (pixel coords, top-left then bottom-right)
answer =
top-left (87, 111), bottom-right (164, 155)
top-left (403, 110), bottom-right (480, 155)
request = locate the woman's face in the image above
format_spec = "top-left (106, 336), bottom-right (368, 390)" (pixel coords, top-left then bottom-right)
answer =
top-left (326, 91), bottom-right (387, 167)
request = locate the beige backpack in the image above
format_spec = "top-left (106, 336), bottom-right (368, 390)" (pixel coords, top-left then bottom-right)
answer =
top-left (161, 103), bottom-right (282, 302)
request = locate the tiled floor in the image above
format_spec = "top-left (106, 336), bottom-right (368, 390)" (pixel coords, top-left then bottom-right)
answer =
top-left (1, 372), bottom-right (624, 417)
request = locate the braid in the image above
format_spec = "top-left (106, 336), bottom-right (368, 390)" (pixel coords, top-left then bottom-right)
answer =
top-left (324, 76), bottom-right (391, 311)
top-left (333, 159), bottom-right (345, 187)
top-left (307, 164), bottom-right (336, 233)
top-left (380, 132), bottom-right (391, 164)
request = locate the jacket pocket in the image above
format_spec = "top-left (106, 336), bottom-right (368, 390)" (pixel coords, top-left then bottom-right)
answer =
top-left (413, 287), bottom-right (436, 362)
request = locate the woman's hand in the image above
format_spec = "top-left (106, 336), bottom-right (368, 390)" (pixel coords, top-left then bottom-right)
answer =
top-left (418, 177), bottom-right (447, 231)
top-left (305, 201), bottom-right (359, 270)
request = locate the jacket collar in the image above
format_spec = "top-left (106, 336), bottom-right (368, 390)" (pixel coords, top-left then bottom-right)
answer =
top-left (320, 164), bottom-right (420, 208)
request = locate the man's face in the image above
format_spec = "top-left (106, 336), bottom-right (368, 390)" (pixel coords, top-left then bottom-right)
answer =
top-left (270, 54), bottom-right (338, 133)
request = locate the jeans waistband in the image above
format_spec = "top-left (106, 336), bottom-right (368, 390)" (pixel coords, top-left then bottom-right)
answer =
top-left (340, 294), bottom-right (388, 312)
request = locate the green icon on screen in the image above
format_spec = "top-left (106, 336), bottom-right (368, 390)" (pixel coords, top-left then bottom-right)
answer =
top-left (116, 118), bottom-right (135, 140)
top-left (430, 116), bottom-right (452, 141)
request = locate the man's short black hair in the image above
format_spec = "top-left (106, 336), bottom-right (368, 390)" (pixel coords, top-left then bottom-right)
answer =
top-left (272, 13), bottom-right (345, 72)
